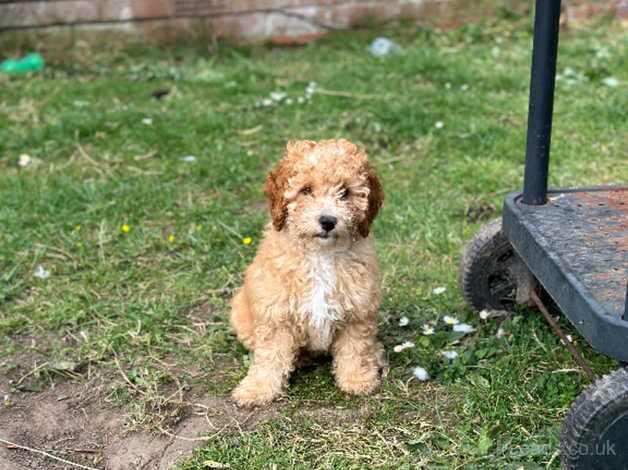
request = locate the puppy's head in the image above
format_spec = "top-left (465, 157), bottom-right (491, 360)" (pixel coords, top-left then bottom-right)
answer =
top-left (264, 139), bottom-right (383, 249)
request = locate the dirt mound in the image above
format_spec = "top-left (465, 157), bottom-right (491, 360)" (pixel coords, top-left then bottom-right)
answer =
top-left (0, 371), bottom-right (273, 470)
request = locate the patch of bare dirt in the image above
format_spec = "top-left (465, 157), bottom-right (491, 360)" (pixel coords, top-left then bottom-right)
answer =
top-left (0, 364), bottom-right (274, 470)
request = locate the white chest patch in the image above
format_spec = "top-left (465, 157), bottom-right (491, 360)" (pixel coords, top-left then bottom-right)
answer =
top-left (300, 254), bottom-right (341, 350)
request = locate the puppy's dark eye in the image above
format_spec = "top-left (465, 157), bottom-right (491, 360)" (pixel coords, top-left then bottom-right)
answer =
top-left (339, 187), bottom-right (350, 200)
top-left (300, 186), bottom-right (313, 196)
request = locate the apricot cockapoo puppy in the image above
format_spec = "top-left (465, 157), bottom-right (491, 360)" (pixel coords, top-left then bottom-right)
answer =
top-left (230, 139), bottom-right (386, 407)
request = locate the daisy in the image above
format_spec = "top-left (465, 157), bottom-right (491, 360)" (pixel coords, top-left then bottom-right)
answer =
top-left (34, 265), bottom-right (50, 279)
top-left (441, 350), bottom-right (459, 360)
top-left (412, 366), bottom-right (430, 381)
top-left (453, 323), bottom-right (475, 334)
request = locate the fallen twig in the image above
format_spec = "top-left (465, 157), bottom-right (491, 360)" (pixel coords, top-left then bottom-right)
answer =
top-left (0, 437), bottom-right (99, 470)
top-left (315, 88), bottom-right (390, 100)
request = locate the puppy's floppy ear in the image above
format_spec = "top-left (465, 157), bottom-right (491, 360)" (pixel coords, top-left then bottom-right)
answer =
top-left (264, 160), bottom-right (290, 231)
top-left (358, 164), bottom-right (384, 237)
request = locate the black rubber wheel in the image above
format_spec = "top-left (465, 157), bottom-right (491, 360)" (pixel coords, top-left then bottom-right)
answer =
top-left (560, 367), bottom-right (628, 469)
top-left (459, 218), bottom-right (529, 313)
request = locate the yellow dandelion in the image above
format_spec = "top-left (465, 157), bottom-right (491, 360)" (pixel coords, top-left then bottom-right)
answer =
top-left (74, 225), bottom-right (81, 231)
top-left (121, 224), bottom-right (130, 233)
top-left (168, 234), bottom-right (176, 243)
top-left (196, 224), bottom-right (202, 232)
top-left (242, 237), bottom-right (252, 245)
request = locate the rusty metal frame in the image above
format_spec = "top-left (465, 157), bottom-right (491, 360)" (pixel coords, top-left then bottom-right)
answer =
top-left (503, 186), bottom-right (628, 363)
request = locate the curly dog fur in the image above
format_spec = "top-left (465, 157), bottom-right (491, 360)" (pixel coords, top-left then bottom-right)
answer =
top-left (230, 139), bottom-right (386, 407)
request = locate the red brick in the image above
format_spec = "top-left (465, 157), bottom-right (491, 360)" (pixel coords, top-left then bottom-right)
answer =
top-left (132, 0), bottom-right (171, 18)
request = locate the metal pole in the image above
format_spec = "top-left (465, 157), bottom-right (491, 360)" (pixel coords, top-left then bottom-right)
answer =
top-left (522, 0), bottom-right (562, 205)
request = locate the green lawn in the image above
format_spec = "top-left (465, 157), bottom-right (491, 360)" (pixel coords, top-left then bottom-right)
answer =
top-left (1, 15), bottom-right (626, 469)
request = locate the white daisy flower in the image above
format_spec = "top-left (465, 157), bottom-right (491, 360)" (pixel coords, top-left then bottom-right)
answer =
top-left (141, 117), bottom-right (153, 125)
top-left (270, 91), bottom-right (287, 101)
top-left (398, 316), bottom-right (409, 327)
top-left (422, 324), bottom-right (435, 335)
top-left (182, 155), bottom-right (197, 163)
top-left (443, 315), bottom-right (459, 326)
top-left (479, 309), bottom-right (489, 320)
top-left (453, 323), bottom-right (475, 334)
top-left (602, 77), bottom-right (619, 87)
top-left (412, 366), bottom-right (430, 381)
top-left (34, 265), bottom-right (50, 279)
top-left (595, 47), bottom-right (610, 59)
top-left (441, 350), bottom-right (459, 359)
top-left (284, 98), bottom-right (293, 105)
top-left (434, 121), bottom-right (444, 129)
top-left (262, 98), bottom-right (273, 107)
top-left (460, 84), bottom-right (469, 91)
top-left (18, 154), bottom-right (32, 167)
top-left (297, 96), bottom-right (306, 104)
top-left (496, 327), bottom-right (506, 339)
top-left (393, 341), bottom-right (415, 352)
top-left (305, 82), bottom-right (317, 95)
top-left (432, 286), bottom-right (447, 295)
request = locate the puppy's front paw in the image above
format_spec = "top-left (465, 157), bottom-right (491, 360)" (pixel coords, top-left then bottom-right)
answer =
top-left (335, 366), bottom-right (380, 396)
top-left (232, 376), bottom-right (281, 408)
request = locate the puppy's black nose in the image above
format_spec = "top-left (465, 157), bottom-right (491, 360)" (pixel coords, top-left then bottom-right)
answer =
top-left (319, 215), bottom-right (337, 232)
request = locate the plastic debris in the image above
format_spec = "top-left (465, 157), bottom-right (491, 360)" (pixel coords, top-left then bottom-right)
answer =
top-left (369, 37), bottom-right (402, 57)
top-left (1, 53), bottom-right (45, 74)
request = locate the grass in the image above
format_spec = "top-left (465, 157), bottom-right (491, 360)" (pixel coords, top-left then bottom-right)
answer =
top-left (1, 15), bottom-right (626, 469)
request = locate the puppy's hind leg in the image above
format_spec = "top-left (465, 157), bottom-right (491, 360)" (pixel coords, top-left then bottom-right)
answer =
top-left (230, 290), bottom-right (255, 351)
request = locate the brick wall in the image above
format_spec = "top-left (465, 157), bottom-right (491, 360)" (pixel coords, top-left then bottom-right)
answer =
top-left (0, 0), bottom-right (625, 41)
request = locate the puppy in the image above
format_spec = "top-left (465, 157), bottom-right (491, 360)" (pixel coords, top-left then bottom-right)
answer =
top-left (230, 139), bottom-right (385, 407)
